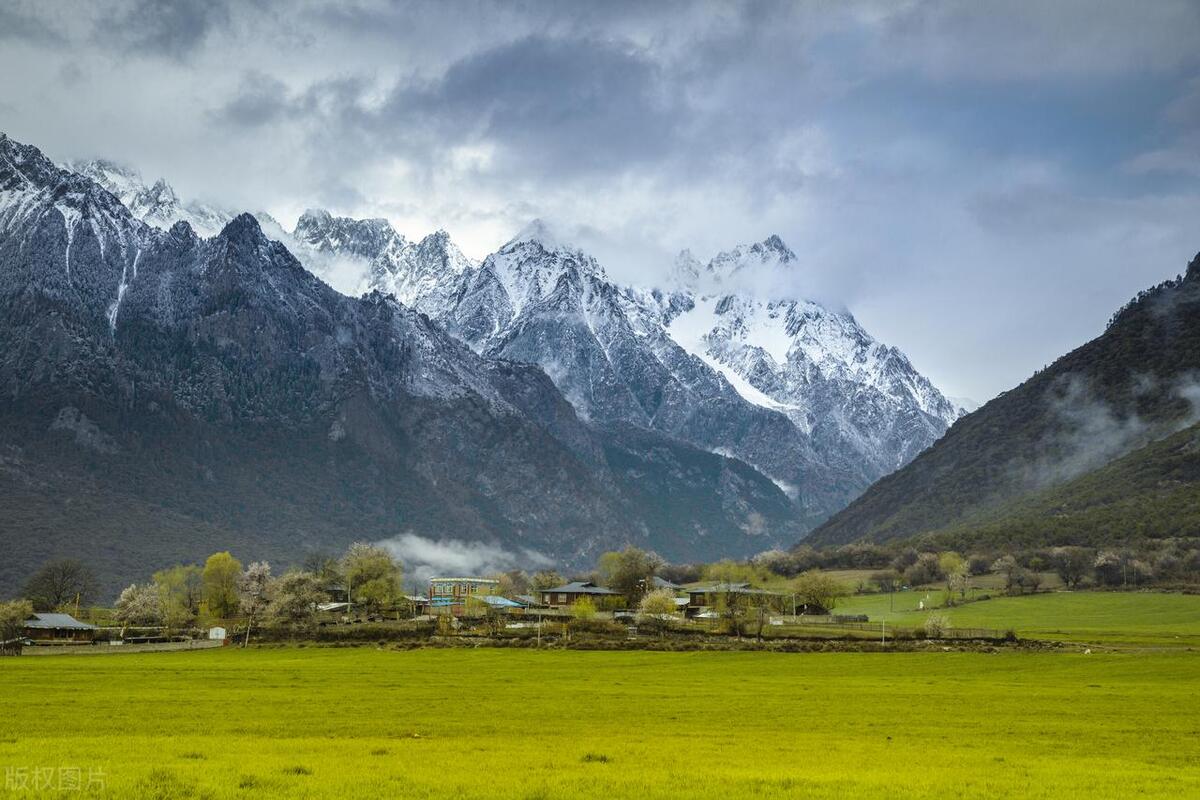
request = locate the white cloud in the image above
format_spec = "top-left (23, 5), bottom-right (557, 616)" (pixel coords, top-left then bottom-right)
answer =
top-left (375, 532), bottom-right (554, 589)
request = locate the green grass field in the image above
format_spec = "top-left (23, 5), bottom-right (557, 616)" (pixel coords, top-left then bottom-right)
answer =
top-left (2, 644), bottom-right (1198, 799)
top-left (835, 590), bottom-right (1200, 646)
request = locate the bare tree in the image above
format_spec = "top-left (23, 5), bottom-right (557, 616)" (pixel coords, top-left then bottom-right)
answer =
top-left (713, 588), bottom-right (748, 638)
top-left (22, 559), bottom-right (98, 612)
top-left (1050, 547), bottom-right (1092, 588)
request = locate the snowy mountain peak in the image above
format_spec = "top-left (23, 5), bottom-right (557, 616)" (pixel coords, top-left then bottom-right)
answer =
top-left (760, 234), bottom-right (795, 259)
top-left (669, 249), bottom-right (703, 290)
top-left (504, 218), bottom-right (581, 256)
top-left (219, 211), bottom-right (265, 241)
top-left (70, 158), bottom-right (144, 198)
top-left (66, 157), bottom-right (231, 238)
top-left (2, 133), bottom-right (67, 190)
top-left (297, 207), bottom-right (332, 226)
top-left (293, 208), bottom-right (404, 260)
top-left (707, 234), bottom-right (798, 283)
top-left (363, 226), bottom-right (476, 311)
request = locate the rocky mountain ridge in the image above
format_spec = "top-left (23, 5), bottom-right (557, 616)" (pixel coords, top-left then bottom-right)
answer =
top-left (26, 142), bottom-right (965, 544)
top-left (348, 217), bottom-right (963, 520)
top-left (0, 133), bottom-right (803, 596)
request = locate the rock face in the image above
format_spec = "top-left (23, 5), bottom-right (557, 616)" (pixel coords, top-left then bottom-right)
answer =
top-left (350, 218), bottom-right (962, 524)
top-left (0, 133), bottom-right (804, 597)
top-left (290, 209), bottom-right (476, 308)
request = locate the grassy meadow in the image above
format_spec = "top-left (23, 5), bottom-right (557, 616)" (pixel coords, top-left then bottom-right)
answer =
top-left (834, 589), bottom-right (1200, 647)
top-left (2, 642), bottom-right (1199, 799)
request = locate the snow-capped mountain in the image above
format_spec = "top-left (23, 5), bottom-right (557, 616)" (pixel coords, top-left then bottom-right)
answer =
top-left (293, 208), bottom-right (402, 262)
top-left (291, 209), bottom-right (475, 309)
top-left (662, 238), bottom-right (963, 475)
top-left (0, 133), bottom-right (803, 595)
top-left (58, 162), bottom-right (366, 293)
top-left (68, 159), bottom-right (232, 238)
top-left (346, 218), bottom-right (961, 519)
top-left (34, 141), bottom-right (961, 532)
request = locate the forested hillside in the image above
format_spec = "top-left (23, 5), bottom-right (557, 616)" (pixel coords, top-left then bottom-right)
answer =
top-left (808, 253), bottom-right (1200, 547)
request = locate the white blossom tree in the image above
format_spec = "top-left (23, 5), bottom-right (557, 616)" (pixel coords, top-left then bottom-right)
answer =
top-left (237, 561), bottom-right (272, 647)
top-left (114, 583), bottom-right (163, 627)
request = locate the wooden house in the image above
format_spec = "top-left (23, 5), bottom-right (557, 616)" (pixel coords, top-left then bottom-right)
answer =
top-left (22, 613), bottom-right (96, 645)
top-left (538, 581), bottom-right (619, 607)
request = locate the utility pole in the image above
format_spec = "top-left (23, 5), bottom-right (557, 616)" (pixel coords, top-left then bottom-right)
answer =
top-left (881, 620), bottom-right (886, 646)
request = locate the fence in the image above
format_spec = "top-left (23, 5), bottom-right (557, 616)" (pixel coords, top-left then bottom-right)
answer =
top-left (767, 617), bottom-right (1008, 640)
top-left (20, 640), bottom-right (225, 656)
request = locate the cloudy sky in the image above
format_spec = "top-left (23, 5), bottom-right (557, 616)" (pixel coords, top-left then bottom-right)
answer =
top-left (4, 0), bottom-right (1200, 401)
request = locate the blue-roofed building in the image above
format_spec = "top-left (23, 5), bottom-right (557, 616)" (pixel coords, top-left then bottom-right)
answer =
top-left (427, 576), bottom-right (502, 616)
top-left (478, 595), bottom-right (525, 609)
top-left (22, 613), bottom-right (96, 644)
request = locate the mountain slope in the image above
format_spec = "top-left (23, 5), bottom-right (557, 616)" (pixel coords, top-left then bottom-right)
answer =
top-left (903, 421), bottom-right (1200, 552)
top-left (0, 133), bottom-right (803, 596)
top-left (808, 257), bottom-right (1200, 546)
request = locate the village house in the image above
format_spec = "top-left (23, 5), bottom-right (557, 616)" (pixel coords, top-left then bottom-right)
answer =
top-left (539, 581), bottom-right (620, 607)
top-left (685, 583), bottom-right (783, 616)
top-left (474, 595), bottom-right (526, 612)
top-left (22, 613), bottom-right (96, 645)
top-left (428, 577), bottom-right (500, 615)
top-left (514, 594), bottom-right (548, 609)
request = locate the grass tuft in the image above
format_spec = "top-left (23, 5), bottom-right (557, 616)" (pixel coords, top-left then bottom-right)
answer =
top-left (134, 768), bottom-right (207, 799)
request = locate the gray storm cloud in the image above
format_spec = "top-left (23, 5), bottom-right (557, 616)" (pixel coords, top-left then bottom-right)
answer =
top-left (4, 0), bottom-right (1200, 401)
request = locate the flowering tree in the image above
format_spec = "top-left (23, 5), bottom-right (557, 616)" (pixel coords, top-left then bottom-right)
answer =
top-left (114, 583), bottom-right (162, 626)
top-left (237, 561), bottom-right (272, 646)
